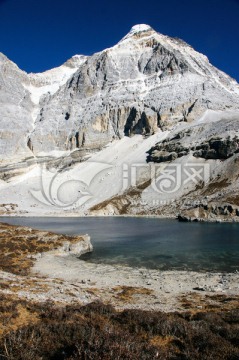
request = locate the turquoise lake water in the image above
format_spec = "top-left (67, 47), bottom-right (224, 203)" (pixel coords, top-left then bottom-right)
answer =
top-left (1, 216), bottom-right (239, 272)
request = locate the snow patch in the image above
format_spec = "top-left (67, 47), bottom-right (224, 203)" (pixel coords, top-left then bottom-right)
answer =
top-left (130, 24), bottom-right (152, 33)
top-left (25, 66), bottom-right (79, 105)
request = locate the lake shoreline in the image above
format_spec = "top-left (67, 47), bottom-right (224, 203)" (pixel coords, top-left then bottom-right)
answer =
top-left (1, 220), bottom-right (239, 360)
top-left (1, 213), bottom-right (239, 223)
top-left (0, 220), bottom-right (238, 313)
top-left (31, 250), bottom-right (239, 312)
top-left (0, 219), bottom-right (239, 312)
top-left (1, 216), bottom-right (239, 273)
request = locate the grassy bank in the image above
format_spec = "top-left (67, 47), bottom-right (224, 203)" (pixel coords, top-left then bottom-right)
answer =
top-left (0, 294), bottom-right (239, 360)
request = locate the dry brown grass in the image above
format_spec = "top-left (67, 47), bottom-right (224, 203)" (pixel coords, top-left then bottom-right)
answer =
top-left (226, 195), bottom-right (239, 206)
top-left (0, 294), bottom-right (40, 337)
top-left (179, 292), bottom-right (239, 313)
top-left (0, 294), bottom-right (238, 359)
top-left (202, 178), bottom-right (231, 195)
top-left (150, 335), bottom-right (173, 347)
top-left (0, 276), bottom-right (50, 295)
top-left (112, 286), bottom-right (154, 301)
top-left (0, 222), bottom-right (85, 275)
top-left (90, 179), bottom-right (151, 214)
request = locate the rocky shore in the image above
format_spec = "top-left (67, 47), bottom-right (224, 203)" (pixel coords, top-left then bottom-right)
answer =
top-left (0, 222), bottom-right (238, 313)
top-left (32, 253), bottom-right (239, 312)
top-left (1, 221), bottom-right (239, 359)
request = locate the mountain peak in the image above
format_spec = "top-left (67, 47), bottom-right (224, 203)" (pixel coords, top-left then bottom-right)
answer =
top-left (129, 24), bottom-right (153, 33)
top-left (119, 24), bottom-right (154, 43)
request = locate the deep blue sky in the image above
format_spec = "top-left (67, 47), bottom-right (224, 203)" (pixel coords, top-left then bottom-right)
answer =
top-left (0, 0), bottom-right (238, 81)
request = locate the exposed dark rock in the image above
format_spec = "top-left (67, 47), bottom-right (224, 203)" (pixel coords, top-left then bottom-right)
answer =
top-left (82, 132), bottom-right (86, 147)
top-left (227, 205), bottom-right (234, 214)
top-left (27, 138), bottom-right (33, 152)
top-left (178, 151), bottom-right (188, 158)
top-left (124, 108), bottom-right (137, 136)
top-left (178, 214), bottom-right (199, 222)
top-left (147, 134), bottom-right (239, 163)
top-left (75, 132), bottom-right (79, 148)
top-left (124, 108), bottom-right (158, 137)
top-left (65, 112), bottom-right (70, 120)
top-left (179, 202), bottom-right (239, 222)
top-left (138, 43), bottom-right (191, 76)
top-left (193, 137), bottom-right (239, 160)
top-left (193, 287), bottom-right (206, 291)
top-left (147, 135), bottom-right (189, 162)
top-left (177, 215), bottom-right (190, 222)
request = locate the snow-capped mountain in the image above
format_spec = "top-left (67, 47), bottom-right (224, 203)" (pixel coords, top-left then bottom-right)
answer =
top-left (0, 52), bottom-right (87, 162)
top-left (27, 24), bottom-right (239, 154)
top-left (1, 24), bottom-right (239, 220)
top-left (1, 24), bottom-right (239, 161)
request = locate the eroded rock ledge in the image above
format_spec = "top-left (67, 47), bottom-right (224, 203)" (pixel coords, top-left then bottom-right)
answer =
top-left (0, 222), bottom-right (92, 275)
top-left (178, 202), bottom-right (239, 223)
top-left (147, 134), bottom-right (239, 163)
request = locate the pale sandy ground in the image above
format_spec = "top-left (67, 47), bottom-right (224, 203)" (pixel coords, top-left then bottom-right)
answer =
top-left (28, 252), bottom-right (239, 312)
top-left (1, 247), bottom-right (238, 312)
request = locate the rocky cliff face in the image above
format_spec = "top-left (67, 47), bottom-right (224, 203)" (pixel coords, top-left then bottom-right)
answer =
top-left (0, 53), bottom-right (87, 164)
top-left (0, 53), bottom-right (33, 161)
top-left (1, 24), bottom-right (239, 220)
top-left (27, 24), bottom-right (239, 154)
top-left (1, 24), bottom-right (239, 161)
